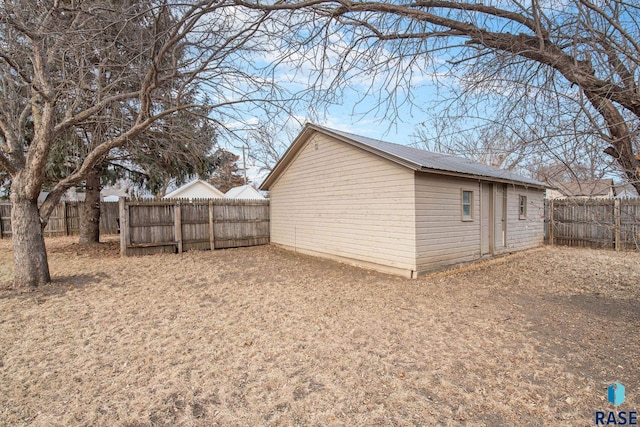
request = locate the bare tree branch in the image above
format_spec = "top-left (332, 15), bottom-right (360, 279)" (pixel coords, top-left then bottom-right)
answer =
top-left (233, 0), bottom-right (640, 191)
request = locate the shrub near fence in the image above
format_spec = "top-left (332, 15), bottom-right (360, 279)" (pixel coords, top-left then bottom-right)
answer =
top-left (0, 201), bottom-right (119, 238)
top-left (119, 198), bottom-right (270, 257)
top-left (546, 197), bottom-right (640, 250)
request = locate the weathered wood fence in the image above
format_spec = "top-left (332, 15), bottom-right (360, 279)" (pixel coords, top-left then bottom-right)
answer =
top-left (119, 198), bottom-right (270, 256)
top-left (545, 198), bottom-right (640, 250)
top-left (0, 201), bottom-right (119, 238)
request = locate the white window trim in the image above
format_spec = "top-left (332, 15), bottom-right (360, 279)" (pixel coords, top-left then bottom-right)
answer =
top-left (461, 189), bottom-right (474, 222)
top-left (519, 195), bottom-right (527, 220)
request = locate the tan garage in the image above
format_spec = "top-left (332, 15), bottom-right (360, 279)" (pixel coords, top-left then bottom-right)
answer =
top-left (260, 124), bottom-right (549, 278)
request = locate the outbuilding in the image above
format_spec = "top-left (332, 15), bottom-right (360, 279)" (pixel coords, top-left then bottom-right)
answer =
top-left (225, 184), bottom-right (266, 200)
top-left (260, 124), bottom-right (549, 278)
top-left (163, 179), bottom-right (225, 200)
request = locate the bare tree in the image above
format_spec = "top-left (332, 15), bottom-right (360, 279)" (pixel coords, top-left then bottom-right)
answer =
top-left (0, 0), bottom-right (295, 287)
top-left (414, 109), bottom-right (613, 182)
top-left (414, 116), bottom-right (535, 173)
top-left (235, 0), bottom-right (640, 193)
top-left (247, 121), bottom-right (301, 174)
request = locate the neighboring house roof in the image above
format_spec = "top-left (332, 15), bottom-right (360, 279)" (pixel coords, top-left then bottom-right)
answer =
top-left (225, 184), bottom-right (266, 199)
top-left (164, 179), bottom-right (225, 199)
top-left (614, 182), bottom-right (639, 198)
top-left (101, 186), bottom-right (131, 201)
top-left (261, 123), bottom-right (549, 190)
top-left (549, 179), bottom-right (615, 198)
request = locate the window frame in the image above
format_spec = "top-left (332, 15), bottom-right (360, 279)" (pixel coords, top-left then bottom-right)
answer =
top-left (461, 189), bottom-right (474, 221)
top-left (519, 195), bottom-right (527, 219)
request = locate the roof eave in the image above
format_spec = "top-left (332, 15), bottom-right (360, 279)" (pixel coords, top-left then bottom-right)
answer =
top-left (260, 123), bottom-right (550, 190)
top-left (315, 124), bottom-right (548, 187)
top-left (313, 125), bottom-right (421, 170)
top-left (260, 124), bottom-right (422, 191)
top-left (418, 167), bottom-right (551, 189)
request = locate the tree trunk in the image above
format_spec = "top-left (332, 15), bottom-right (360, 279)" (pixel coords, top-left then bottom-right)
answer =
top-left (79, 166), bottom-right (102, 244)
top-left (10, 196), bottom-right (51, 288)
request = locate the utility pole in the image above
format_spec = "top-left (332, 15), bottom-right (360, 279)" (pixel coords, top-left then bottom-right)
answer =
top-left (233, 143), bottom-right (249, 185)
top-left (242, 145), bottom-right (247, 184)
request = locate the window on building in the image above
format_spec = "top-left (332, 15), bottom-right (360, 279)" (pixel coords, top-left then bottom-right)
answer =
top-left (519, 195), bottom-right (527, 219)
top-left (461, 190), bottom-right (474, 221)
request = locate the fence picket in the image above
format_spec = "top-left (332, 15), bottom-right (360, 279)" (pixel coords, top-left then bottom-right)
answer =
top-left (120, 198), bottom-right (269, 256)
top-left (0, 201), bottom-right (120, 237)
top-left (545, 197), bottom-right (640, 250)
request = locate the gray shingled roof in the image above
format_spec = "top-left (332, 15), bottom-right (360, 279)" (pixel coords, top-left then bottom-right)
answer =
top-left (260, 123), bottom-right (550, 190)
top-left (317, 125), bottom-right (548, 188)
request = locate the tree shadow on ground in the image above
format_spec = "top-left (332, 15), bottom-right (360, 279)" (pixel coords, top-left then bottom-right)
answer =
top-left (517, 292), bottom-right (640, 396)
top-left (0, 272), bottom-right (110, 301)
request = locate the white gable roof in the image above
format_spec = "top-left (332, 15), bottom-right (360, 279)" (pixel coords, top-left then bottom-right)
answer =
top-left (225, 185), bottom-right (265, 199)
top-left (164, 179), bottom-right (225, 199)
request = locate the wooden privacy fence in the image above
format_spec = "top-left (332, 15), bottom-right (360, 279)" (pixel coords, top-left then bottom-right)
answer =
top-left (546, 198), bottom-right (640, 250)
top-left (0, 201), bottom-right (119, 238)
top-left (119, 198), bottom-right (270, 256)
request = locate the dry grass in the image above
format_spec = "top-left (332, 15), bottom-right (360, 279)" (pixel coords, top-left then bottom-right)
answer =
top-left (0, 237), bottom-right (639, 426)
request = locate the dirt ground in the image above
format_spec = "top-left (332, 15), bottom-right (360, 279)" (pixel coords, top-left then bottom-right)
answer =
top-left (0, 237), bottom-right (639, 426)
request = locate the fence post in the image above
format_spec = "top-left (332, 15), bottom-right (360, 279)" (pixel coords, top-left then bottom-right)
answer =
top-left (209, 200), bottom-right (215, 250)
top-left (548, 199), bottom-right (554, 246)
top-left (61, 201), bottom-right (68, 236)
top-left (614, 198), bottom-right (621, 251)
top-left (119, 197), bottom-right (129, 257)
top-left (174, 202), bottom-right (183, 254)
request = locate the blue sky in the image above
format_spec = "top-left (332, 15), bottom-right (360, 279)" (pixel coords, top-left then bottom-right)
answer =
top-left (209, 3), bottom-right (594, 186)
top-left (217, 49), bottom-right (456, 185)
top-left (207, 1), bottom-right (625, 187)
top-left (224, 87), bottom-right (443, 185)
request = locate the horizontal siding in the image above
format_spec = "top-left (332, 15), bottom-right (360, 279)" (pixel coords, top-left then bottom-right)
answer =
top-left (270, 133), bottom-right (416, 270)
top-left (415, 176), bottom-right (545, 272)
top-left (415, 174), bottom-right (482, 272)
top-left (503, 186), bottom-right (545, 251)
